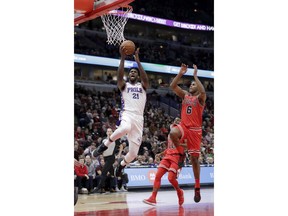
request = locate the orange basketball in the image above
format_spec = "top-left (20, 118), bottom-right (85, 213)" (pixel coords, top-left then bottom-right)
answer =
top-left (120, 40), bottom-right (136, 55)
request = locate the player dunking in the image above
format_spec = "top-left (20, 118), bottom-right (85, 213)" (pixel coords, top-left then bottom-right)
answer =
top-left (92, 46), bottom-right (149, 177)
top-left (143, 117), bottom-right (187, 206)
top-left (169, 63), bottom-right (206, 203)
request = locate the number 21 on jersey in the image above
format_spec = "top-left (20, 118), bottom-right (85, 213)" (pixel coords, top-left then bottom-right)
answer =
top-left (132, 93), bottom-right (139, 99)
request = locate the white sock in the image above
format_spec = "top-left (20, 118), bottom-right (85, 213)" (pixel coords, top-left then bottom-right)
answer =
top-left (120, 159), bottom-right (127, 166)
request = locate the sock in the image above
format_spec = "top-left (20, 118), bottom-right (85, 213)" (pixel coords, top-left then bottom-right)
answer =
top-left (168, 172), bottom-right (180, 191)
top-left (151, 168), bottom-right (166, 199)
top-left (195, 179), bottom-right (200, 188)
top-left (120, 160), bottom-right (126, 167)
top-left (151, 189), bottom-right (158, 199)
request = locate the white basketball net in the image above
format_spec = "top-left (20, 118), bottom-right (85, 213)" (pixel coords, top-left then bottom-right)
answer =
top-left (101, 6), bottom-right (133, 46)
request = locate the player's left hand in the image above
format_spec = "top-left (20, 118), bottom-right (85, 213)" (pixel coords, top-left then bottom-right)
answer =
top-left (193, 64), bottom-right (198, 76)
top-left (133, 48), bottom-right (140, 62)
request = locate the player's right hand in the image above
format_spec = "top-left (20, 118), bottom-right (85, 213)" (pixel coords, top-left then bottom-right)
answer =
top-left (179, 63), bottom-right (188, 75)
top-left (119, 46), bottom-right (127, 57)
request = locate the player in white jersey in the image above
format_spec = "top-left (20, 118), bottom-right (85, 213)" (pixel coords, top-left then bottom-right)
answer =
top-left (93, 46), bottom-right (149, 177)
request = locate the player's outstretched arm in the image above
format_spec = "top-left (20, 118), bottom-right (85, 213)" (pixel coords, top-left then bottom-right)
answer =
top-left (170, 63), bottom-right (188, 99)
top-left (134, 48), bottom-right (149, 90)
top-left (117, 46), bottom-right (127, 91)
top-left (193, 64), bottom-right (206, 105)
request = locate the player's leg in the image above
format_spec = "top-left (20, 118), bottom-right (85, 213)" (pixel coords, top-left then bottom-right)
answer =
top-left (169, 125), bottom-right (185, 156)
top-left (187, 130), bottom-right (202, 203)
top-left (92, 119), bottom-right (131, 157)
top-left (190, 153), bottom-right (201, 202)
top-left (168, 162), bottom-right (184, 206)
top-left (143, 165), bottom-right (168, 206)
top-left (115, 117), bottom-right (143, 176)
top-left (115, 140), bottom-right (140, 177)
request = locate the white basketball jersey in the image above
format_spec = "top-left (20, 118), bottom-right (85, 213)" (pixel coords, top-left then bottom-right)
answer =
top-left (120, 82), bottom-right (146, 116)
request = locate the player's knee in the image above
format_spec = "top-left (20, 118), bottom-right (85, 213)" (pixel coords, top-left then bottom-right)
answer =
top-left (168, 173), bottom-right (175, 183)
top-left (129, 150), bottom-right (138, 159)
top-left (191, 154), bottom-right (199, 163)
top-left (155, 173), bottom-right (162, 181)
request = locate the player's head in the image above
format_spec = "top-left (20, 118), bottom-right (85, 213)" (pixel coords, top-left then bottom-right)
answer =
top-left (189, 81), bottom-right (198, 94)
top-left (128, 67), bottom-right (140, 84)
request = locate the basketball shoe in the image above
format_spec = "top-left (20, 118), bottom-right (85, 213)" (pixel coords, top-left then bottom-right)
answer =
top-left (143, 197), bottom-right (156, 206)
top-left (194, 188), bottom-right (201, 203)
top-left (92, 143), bottom-right (108, 157)
top-left (177, 189), bottom-right (184, 206)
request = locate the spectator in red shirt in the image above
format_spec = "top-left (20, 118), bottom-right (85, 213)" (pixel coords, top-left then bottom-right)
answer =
top-left (74, 155), bottom-right (89, 194)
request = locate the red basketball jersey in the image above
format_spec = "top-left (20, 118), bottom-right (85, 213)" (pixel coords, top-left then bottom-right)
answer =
top-left (181, 94), bottom-right (204, 128)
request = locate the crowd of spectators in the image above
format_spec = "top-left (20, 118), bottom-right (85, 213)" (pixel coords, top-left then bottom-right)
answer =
top-left (74, 30), bottom-right (214, 70)
top-left (131, 0), bottom-right (214, 25)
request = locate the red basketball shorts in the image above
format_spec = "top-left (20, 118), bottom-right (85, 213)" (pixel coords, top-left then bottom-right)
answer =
top-left (176, 123), bottom-right (202, 156)
top-left (158, 157), bottom-right (179, 174)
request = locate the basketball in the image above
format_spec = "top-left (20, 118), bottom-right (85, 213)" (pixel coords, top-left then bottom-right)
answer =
top-left (120, 40), bottom-right (135, 55)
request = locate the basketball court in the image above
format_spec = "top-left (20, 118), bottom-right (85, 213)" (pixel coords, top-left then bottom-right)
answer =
top-left (74, 187), bottom-right (214, 215)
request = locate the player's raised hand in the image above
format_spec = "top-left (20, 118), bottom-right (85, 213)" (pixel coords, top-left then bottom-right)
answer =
top-left (133, 47), bottom-right (140, 62)
top-left (179, 63), bottom-right (188, 75)
top-left (119, 46), bottom-right (127, 58)
top-left (193, 64), bottom-right (198, 76)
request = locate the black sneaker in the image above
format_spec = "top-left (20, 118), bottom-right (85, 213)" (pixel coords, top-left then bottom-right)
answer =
top-left (88, 188), bottom-right (95, 194)
top-left (194, 188), bottom-right (201, 203)
top-left (90, 187), bottom-right (105, 194)
top-left (92, 144), bottom-right (108, 157)
top-left (115, 161), bottom-right (126, 177)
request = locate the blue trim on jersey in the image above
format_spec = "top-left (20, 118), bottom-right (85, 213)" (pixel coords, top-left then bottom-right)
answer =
top-left (119, 91), bottom-right (124, 121)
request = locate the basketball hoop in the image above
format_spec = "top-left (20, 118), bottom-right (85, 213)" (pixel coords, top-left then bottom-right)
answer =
top-left (100, 5), bottom-right (133, 46)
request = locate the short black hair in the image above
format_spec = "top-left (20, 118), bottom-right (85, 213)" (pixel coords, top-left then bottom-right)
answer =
top-left (128, 67), bottom-right (140, 75)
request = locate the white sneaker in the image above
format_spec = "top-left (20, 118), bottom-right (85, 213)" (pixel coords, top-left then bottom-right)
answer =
top-left (120, 186), bottom-right (127, 192)
top-left (80, 188), bottom-right (88, 194)
top-left (115, 187), bottom-right (120, 192)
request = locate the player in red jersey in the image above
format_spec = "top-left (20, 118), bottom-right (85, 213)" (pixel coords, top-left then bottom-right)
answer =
top-left (143, 117), bottom-right (187, 206)
top-left (169, 63), bottom-right (206, 203)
